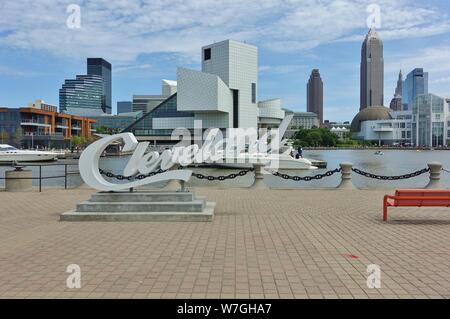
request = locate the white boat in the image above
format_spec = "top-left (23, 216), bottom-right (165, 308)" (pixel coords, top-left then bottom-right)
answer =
top-left (214, 147), bottom-right (317, 170)
top-left (374, 151), bottom-right (384, 156)
top-left (0, 144), bottom-right (58, 163)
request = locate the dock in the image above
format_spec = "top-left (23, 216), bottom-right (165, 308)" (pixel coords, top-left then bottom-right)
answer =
top-left (310, 159), bottom-right (327, 168)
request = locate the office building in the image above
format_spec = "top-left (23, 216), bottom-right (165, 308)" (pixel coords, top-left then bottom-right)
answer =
top-left (117, 101), bottom-right (132, 114)
top-left (87, 58), bottom-right (112, 114)
top-left (59, 74), bottom-right (104, 117)
top-left (307, 69), bottom-right (324, 124)
top-left (360, 28), bottom-right (384, 110)
top-left (402, 68), bottom-right (429, 111)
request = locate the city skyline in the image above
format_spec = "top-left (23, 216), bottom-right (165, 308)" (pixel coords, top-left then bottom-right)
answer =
top-left (0, 0), bottom-right (450, 122)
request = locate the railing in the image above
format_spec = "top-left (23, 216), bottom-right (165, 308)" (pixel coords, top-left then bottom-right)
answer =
top-left (1, 161), bottom-right (448, 192)
top-left (0, 162), bottom-right (80, 192)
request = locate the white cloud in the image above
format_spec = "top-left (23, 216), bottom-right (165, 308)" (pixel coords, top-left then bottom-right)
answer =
top-left (0, 0), bottom-right (448, 63)
top-left (259, 64), bottom-right (306, 74)
top-left (113, 64), bottom-right (152, 73)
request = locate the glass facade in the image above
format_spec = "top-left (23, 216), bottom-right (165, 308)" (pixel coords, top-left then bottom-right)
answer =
top-left (123, 94), bottom-right (194, 136)
top-left (402, 68), bottom-right (429, 111)
top-left (412, 94), bottom-right (447, 147)
top-left (59, 75), bottom-right (104, 116)
top-left (87, 58), bottom-right (112, 114)
top-left (91, 112), bottom-right (143, 131)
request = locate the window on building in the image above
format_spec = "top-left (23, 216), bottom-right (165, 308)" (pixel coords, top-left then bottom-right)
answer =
top-left (251, 83), bottom-right (256, 104)
top-left (204, 48), bottom-right (211, 61)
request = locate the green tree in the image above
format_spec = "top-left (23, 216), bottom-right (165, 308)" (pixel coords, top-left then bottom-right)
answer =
top-left (13, 127), bottom-right (23, 147)
top-left (0, 131), bottom-right (10, 144)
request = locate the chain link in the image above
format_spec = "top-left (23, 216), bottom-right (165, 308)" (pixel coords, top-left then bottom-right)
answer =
top-left (351, 167), bottom-right (430, 180)
top-left (191, 168), bottom-right (255, 181)
top-left (442, 168), bottom-right (450, 174)
top-left (271, 168), bottom-right (342, 181)
top-left (99, 168), bottom-right (167, 181)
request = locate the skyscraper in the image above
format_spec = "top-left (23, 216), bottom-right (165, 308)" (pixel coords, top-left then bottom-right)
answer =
top-left (402, 68), bottom-right (429, 111)
top-left (307, 69), bottom-right (323, 124)
top-left (389, 70), bottom-right (403, 111)
top-left (360, 28), bottom-right (384, 110)
top-left (59, 75), bottom-right (104, 116)
top-left (87, 58), bottom-right (112, 114)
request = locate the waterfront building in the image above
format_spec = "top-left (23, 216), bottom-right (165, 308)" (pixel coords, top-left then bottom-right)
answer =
top-left (402, 68), bottom-right (429, 111)
top-left (87, 58), bottom-right (112, 114)
top-left (360, 28), bottom-right (384, 110)
top-left (123, 39), bottom-right (285, 143)
top-left (412, 93), bottom-right (448, 147)
top-left (28, 99), bottom-right (58, 113)
top-left (117, 101), bottom-right (132, 114)
top-left (59, 74), bottom-right (104, 117)
top-left (307, 69), bottom-right (324, 124)
top-left (258, 99), bottom-right (285, 130)
top-left (90, 111), bottom-right (143, 133)
top-left (351, 94), bottom-right (450, 147)
top-left (353, 108), bottom-right (412, 146)
top-left (0, 104), bottom-right (95, 148)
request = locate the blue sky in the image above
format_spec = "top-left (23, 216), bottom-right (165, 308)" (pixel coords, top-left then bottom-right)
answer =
top-left (0, 0), bottom-right (449, 122)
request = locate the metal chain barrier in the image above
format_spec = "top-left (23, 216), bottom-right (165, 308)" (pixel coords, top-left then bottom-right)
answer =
top-left (442, 168), bottom-right (450, 174)
top-left (271, 168), bottom-right (342, 181)
top-left (351, 167), bottom-right (430, 180)
top-left (190, 168), bottom-right (255, 181)
top-left (99, 168), bottom-right (167, 181)
top-left (99, 167), bottom-right (255, 182)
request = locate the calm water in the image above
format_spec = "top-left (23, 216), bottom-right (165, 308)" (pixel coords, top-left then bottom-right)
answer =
top-left (1, 150), bottom-right (450, 189)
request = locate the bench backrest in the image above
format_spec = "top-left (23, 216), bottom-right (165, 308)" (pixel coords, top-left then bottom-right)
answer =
top-left (394, 189), bottom-right (450, 206)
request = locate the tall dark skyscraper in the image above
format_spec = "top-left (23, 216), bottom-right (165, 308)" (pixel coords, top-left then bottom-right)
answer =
top-left (360, 28), bottom-right (384, 110)
top-left (307, 69), bottom-right (323, 124)
top-left (87, 58), bottom-right (112, 114)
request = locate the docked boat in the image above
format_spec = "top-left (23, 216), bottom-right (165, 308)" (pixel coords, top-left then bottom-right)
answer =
top-left (0, 144), bottom-right (58, 163)
top-left (213, 146), bottom-right (317, 170)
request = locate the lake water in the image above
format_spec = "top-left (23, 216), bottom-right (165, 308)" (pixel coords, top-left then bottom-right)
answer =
top-left (1, 149), bottom-right (450, 189)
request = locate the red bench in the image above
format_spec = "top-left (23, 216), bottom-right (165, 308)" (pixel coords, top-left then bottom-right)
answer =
top-left (383, 189), bottom-right (450, 221)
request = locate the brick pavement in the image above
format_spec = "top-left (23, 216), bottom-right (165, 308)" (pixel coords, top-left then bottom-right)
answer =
top-left (0, 187), bottom-right (449, 299)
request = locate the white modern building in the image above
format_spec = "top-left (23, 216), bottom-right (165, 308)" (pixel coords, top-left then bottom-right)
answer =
top-left (124, 40), bottom-right (286, 142)
top-left (162, 79), bottom-right (177, 97)
top-left (258, 99), bottom-right (285, 129)
top-left (351, 94), bottom-right (450, 147)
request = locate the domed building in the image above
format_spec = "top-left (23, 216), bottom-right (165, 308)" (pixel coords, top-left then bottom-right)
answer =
top-left (350, 106), bottom-right (412, 146)
top-left (351, 106), bottom-right (392, 132)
